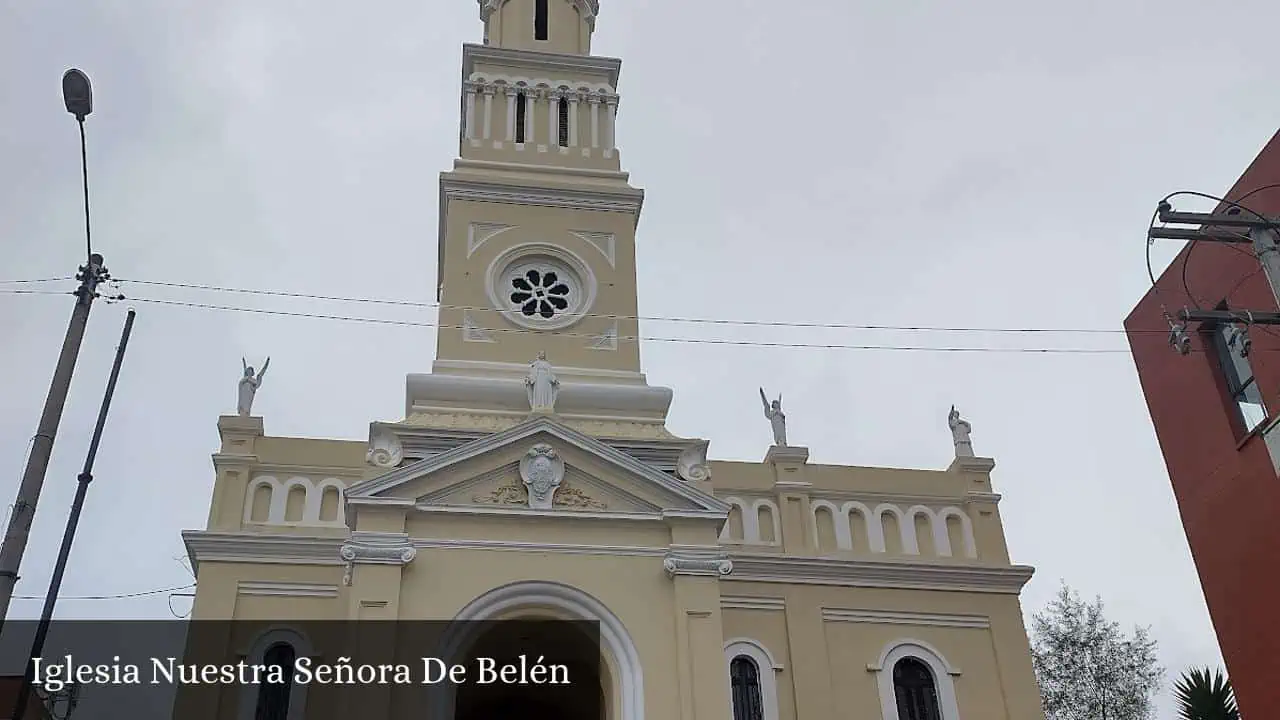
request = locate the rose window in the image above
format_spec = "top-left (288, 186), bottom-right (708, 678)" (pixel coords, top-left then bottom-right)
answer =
top-left (508, 266), bottom-right (574, 320)
top-left (486, 245), bottom-right (595, 331)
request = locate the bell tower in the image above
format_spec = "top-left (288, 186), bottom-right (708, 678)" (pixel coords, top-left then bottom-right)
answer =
top-left (413, 0), bottom-right (672, 426)
top-left (479, 0), bottom-right (599, 55)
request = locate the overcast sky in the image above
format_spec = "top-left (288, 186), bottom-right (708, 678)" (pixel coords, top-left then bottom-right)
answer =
top-left (3, 0), bottom-right (1279, 715)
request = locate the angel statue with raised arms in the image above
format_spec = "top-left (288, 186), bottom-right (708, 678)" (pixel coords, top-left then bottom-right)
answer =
top-left (759, 387), bottom-right (787, 447)
top-left (238, 356), bottom-right (270, 416)
top-left (948, 405), bottom-right (974, 458)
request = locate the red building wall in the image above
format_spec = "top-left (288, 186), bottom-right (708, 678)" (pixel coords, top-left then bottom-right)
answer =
top-left (1125, 129), bottom-right (1280, 718)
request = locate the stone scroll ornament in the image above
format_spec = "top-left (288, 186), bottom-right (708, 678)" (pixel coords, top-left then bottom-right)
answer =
top-left (519, 443), bottom-right (565, 510)
top-left (366, 426), bottom-right (404, 469)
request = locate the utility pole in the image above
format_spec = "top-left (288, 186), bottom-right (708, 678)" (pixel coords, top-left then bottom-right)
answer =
top-left (1148, 200), bottom-right (1280, 347)
top-left (0, 69), bottom-right (107, 628)
top-left (10, 309), bottom-right (135, 720)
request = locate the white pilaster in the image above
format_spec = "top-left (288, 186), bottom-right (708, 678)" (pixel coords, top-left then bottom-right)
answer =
top-left (606, 96), bottom-right (619, 150)
top-left (505, 89), bottom-right (517, 142)
top-left (464, 84), bottom-right (478, 140)
top-left (523, 90), bottom-right (535, 144)
top-left (568, 94), bottom-right (580, 147)
top-left (484, 88), bottom-right (496, 142)
top-left (548, 90), bottom-right (559, 146)
top-left (590, 96), bottom-right (600, 149)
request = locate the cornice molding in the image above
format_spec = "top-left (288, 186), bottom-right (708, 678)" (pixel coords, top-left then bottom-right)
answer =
top-left (726, 553), bottom-right (1035, 594)
top-left (454, 158), bottom-right (628, 181)
top-left (965, 491), bottom-right (1002, 503)
top-left (185, 533), bottom-right (1032, 595)
top-left (462, 42), bottom-right (618, 85)
top-left (441, 176), bottom-right (644, 216)
top-left (211, 453), bottom-right (259, 469)
top-left (183, 531), bottom-right (344, 570)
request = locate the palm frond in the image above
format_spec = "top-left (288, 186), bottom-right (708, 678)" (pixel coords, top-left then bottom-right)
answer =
top-left (1173, 666), bottom-right (1238, 720)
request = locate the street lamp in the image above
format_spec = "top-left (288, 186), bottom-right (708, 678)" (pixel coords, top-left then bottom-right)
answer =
top-left (62, 69), bottom-right (93, 121)
top-left (0, 69), bottom-right (110, 629)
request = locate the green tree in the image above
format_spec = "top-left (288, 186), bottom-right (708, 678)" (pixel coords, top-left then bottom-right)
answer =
top-left (1173, 666), bottom-right (1238, 720)
top-left (1029, 582), bottom-right (1164, 719)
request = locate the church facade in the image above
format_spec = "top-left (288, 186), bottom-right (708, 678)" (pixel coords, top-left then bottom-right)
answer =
top-left (179, 2), bottom-right (1046, 719)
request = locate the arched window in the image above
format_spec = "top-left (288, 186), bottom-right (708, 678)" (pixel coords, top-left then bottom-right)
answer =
top-left (557, 97), bottom-right (569, 147)
top-left (534, 0), bottom-right (549, 40)
top-left (729, 656), bottom-right (763, 720)
top-left (515, 93), bottom-right (528, 143)
top-left (255, 642), bottom-right (296, 720)
top-left (893, 657), bottom-right (942, 720)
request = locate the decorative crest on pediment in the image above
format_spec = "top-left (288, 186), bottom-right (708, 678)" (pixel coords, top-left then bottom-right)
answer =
top-left (520, 443), bottom-right (565, 509)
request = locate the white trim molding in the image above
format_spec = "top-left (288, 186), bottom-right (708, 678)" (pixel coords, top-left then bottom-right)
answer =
top-left (242, 475), bottom-right (347, 527)
top-left (822, 608), bottom-right (989, 629)
top-left (727, 553), bottom-right (1034, 594)
top-left (484, 241), bottom-right (598, 331)
top-left (719, 496), bottom-right (782, 546)
top-left (721, 596), bottom-right (785, 612)
top-left (869, 639), bottom-right (964, 720)
top-left (725, 639), bottom-right (782, 720)
top-left (236, 581), bottom-right (339, 599)
top-left (435, 580), bottom-right (643, 720)
top-left (809, 500), bottom-right (978, 558)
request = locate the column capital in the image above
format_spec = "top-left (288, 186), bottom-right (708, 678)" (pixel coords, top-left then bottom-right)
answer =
top-left (663, 549), bottom-right (733, 578)
top-left (340, 532), bottom-right (417, 585)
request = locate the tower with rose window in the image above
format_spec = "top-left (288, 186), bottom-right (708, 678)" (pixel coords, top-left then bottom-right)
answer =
top-left (178, 3), bottom-right (1048, 720)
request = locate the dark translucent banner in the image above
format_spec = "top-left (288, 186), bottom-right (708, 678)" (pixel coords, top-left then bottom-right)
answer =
top-left (0, 619), bottom-right (602, 719)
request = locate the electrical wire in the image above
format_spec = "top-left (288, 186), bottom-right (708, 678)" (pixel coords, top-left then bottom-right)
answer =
top-left (0, 284), bottom-right (1231, 353)
top-left (11, 582), bottom-right (194, 601)
top-left (112, 277), bottom-right (1145, 336)
top-left (0, 277), bottom-right (73, 285)
top-left (116, 295), bottom-right (1138, 353)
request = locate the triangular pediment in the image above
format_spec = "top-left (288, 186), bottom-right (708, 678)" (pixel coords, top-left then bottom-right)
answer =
top-left (345, 416), bottom-right (728, 519)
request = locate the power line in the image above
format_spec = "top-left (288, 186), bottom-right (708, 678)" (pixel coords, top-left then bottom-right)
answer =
top-left (117, 295), bottom-right (1135, 354)
top-left (0, 285), bottom-right (1211, 353)
top-left (12, 582), bottom-right (193, 601)
top-left (0, 277), bottom-right (73, 285)
top-left (113, 277), bottom-right (1140, 335)
top-left (3, 277), bottom-right (1165, 337)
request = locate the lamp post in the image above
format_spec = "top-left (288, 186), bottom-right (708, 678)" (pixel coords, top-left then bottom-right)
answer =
top-left (0, 69), bottom-right (110, 628)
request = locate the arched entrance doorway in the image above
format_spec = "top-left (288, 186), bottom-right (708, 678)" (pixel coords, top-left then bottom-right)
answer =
top-left (453, 619), bottom-right (604, 720)
top-left (434, 580), bottom-right (644, 720)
